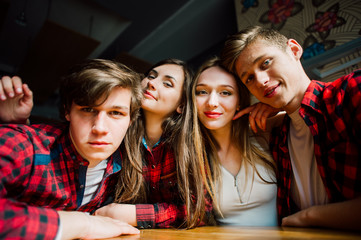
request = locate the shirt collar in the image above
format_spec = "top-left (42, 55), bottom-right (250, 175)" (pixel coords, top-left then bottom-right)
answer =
top-left (301, 80), bottom-right (326, 114)
top-left (142, 137), bottom-right (163, 151)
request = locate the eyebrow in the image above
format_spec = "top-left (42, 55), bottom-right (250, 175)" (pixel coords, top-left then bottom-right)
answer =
top-left (196, 83), bottom-right (235, 89)
top-left (150, 69), bottom-right (177, 82)
top-left (111, 105), bottom-right (129, 111)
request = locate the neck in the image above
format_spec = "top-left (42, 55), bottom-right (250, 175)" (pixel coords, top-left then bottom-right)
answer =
top-left (143, 111), bottom-right (165, 148)
top-left (210, 124), bottom-right (234, 154)
top-left (285, 72), bottom-right (311, 114)
top-left (210, 124), bottom-right (242, 175)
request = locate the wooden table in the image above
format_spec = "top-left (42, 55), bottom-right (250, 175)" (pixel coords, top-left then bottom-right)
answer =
top-left (108, 226), bottom-right (361, 240)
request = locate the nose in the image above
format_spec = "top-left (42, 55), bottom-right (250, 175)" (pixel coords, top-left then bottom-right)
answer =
top-left (147, 78), bottom-right (157, 90)
top-left (207, 91), bottom-right (219, 108)
top-left (255, 71), bottom-right (269, 88)
top-left (91, 112), bottom-right (108, 135)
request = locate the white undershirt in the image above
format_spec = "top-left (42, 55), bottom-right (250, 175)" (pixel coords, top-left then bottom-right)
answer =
top-left (288, 109), bottom-right (329, 209)
top-left (81, 159), bottom-right (108, 206)
top-left (56, 160), bottom-right (108, 240)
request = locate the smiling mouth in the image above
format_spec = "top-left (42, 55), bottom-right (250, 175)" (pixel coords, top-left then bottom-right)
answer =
top-left (144, 90), bottom-right (156, 100)
top-left (264, 83), bottom-right (280, 97)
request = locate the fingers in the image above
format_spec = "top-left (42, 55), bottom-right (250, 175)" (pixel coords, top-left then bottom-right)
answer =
top-left (84, 215), bottom-right (140, 239)
top-left (0, 76), bottom-right (24, 100)
top-left (233, 105), bottom-right (255, 120)
top-left (235, 102), bottom-right (281, 133)
top-left (114, 221), bottom-right (140, 235)
top-left (249, 104), bottom-right (267, 132)
top-left (21, 83), bottom-right (33, 104)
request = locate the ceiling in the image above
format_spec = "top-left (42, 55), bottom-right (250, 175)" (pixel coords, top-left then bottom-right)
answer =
top-left (0, 0), bottom-right (237, 72)
top-left (0, 0), bottom-right (237, 120)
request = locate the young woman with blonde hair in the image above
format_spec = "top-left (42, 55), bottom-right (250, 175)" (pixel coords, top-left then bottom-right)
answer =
top-left (191, 56), bottom-right (281, 226)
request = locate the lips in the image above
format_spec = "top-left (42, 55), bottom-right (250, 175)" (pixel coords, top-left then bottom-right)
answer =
top-left (144, 90), bottom-right (156, 100)
top-left (264, 83), bottom-right (280, 98)
top-left (88, 141), bottom-right (110, 147)
top-left (204, 111), bottom-right (222, 119)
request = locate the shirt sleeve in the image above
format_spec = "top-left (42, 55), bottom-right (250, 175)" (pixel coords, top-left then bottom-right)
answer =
top-left (0, 125), bottom-right (60, 240)
top-left (0, 199), bottom-right (59, 239)
top-left (135, 203), bottom-right (186, 229)
top-left (135, 190), bottom-right (214, 229)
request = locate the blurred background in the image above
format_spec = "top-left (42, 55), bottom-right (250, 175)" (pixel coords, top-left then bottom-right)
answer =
top-left (0, 0), bottom-right (360, 121)
top-left (0, 0), bottom-right (237, 121)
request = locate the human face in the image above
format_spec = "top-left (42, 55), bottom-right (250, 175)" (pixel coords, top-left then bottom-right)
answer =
top-left (65, 87), bottom-right (131, 167)
top-left (141, 64), bottom-right (184, 117)
top-left (195, 66), bottom-right (239, 132)
top-left (235, 39), bottom-right (305, 113)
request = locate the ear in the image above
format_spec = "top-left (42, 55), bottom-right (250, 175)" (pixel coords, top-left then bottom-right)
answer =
top-left (65, 113), bottom-right (70, 122)
top-left (287, 39), bottom-right (303, 60)
top-left (176, 104), bottom-right (183, 114)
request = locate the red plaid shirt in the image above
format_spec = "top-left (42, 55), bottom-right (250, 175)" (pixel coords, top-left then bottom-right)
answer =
top-left (270, 70), bottom-right (361, 224)
top-left (0, 123), bottom-right (120, 240)
top-left (136, 138), bottom-right (213, 229)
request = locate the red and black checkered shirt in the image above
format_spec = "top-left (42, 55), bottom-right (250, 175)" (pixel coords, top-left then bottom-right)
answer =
top-left (135, 138), bottom-right (213, 229)
top-left (0, 123), bottom-right (120, 239)
top-left (270, 70), bottom-right (361, 224)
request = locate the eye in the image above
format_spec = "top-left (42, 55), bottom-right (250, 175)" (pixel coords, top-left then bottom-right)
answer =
top-left (261, 59), bottom-right (271, 70)
top-left (163, 80), bottom-right (173, 87)
top-left (147, 74), bottom-right (156, 80)
top-left (195, 89), bottom-right (208, 95)
top-left (244, 75), bottom-right (254, 84)
top-left (109, 110), bottom-right (128, 118)
top-left (80, 107), bottom-right (95, 113)
top-left (220, 90), bottom-right (231, 96)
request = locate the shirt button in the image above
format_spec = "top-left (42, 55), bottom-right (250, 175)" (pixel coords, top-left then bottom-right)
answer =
top-left (151, 165), bottom-right (156, 169)
top-left (72, 155), bottom-right (76, 160)
top-left (168, 181), bottom-right (172, 185)
top-left (152, 186), bottom-right (156, 190)
top-left (80, 185), bottom-right (84, 189)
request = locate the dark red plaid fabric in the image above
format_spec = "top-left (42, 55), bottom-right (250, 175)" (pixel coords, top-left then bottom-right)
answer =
top-left (136, 139), bottom-right (213, 229)
top-left (0, 123), bottom-right (120, 239)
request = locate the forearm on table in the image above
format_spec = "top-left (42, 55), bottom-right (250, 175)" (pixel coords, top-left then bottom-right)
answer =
top-left (283, 197), bottom-right (361, 231)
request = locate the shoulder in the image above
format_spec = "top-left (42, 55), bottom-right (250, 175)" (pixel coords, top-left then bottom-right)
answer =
top-left (327, 70), bottom-right (361, 91)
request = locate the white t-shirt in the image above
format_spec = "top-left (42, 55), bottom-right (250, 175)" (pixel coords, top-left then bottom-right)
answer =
top-left (216, 136), bottom-right (277, 226)
top-left (81, 159), bottom-right (108, 206)
top-left (288, 109), bottom-right (329, 209)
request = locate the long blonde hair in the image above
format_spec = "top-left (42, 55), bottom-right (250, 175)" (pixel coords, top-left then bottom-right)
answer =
top-left (115, 59), bottom-right (211, 228)
top-left (191, 57), bottom-right (276, 215)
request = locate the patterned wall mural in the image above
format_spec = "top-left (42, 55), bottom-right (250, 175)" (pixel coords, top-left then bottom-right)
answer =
top-left (234, 0), bottom-right (361, 82)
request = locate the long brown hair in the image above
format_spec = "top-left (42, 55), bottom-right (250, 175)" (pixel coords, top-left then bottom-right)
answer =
top-left (115, 59), bottom-right (210, 228)
top-left (191, 56), bottom-right (276, 215)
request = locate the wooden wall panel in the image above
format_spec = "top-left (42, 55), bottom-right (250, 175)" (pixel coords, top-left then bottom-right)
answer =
top-left (115, 51), bottom-right (152, 74)
top-left (19, 20), bottom-right (99, 103)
